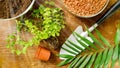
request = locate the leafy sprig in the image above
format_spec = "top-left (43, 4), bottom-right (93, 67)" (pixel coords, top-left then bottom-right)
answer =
top-left (6, 4), bottom-right (64, 55)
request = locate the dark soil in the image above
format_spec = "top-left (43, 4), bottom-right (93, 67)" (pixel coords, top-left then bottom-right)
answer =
top-left (0, 0), bottom-right (32, 19)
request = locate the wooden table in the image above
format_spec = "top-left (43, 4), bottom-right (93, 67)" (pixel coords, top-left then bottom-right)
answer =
top-left (0, 0), bottom-right (120, 68)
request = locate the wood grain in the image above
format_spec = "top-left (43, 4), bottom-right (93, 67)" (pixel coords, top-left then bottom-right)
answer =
top-left (0, 0), bottom-right (120, 68)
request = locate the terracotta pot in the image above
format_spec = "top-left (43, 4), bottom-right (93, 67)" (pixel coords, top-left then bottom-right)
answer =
top-left (35, 46), bottom-right (51, 61)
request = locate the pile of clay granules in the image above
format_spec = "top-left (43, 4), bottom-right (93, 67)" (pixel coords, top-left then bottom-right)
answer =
top-left (63, 0), bottom-right (108, 17)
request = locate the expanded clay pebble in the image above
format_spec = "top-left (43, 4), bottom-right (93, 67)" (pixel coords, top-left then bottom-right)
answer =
top-left (63, 0), bottom-right (108, 17)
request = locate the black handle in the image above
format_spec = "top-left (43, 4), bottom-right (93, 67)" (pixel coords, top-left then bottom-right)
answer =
top-left (97, 0), bottom-right (120, 25)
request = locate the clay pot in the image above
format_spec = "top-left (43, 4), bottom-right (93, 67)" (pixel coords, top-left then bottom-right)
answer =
top-left (35, 46), bottom-right (51, 61)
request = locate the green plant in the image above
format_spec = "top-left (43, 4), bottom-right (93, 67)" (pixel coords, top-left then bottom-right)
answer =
top-left (58, 23), bottom-right (120, 68)
top-left (6, 4), bottom-right (64, 55)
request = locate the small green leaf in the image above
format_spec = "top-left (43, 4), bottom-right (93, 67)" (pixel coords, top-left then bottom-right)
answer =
top-left (99, 48), bottom-right (109, 68)
top-left (22, 46), bottom-right (28, 54)
top-left (45, 1), bottom-right (55, 6)
top-left (59, 54), bottom-right (74, 59)
top-left (87, 29), bottom-right (104, 48)
top-left (67, 40), bottom-right (84, 51)
top-left (95, 29), bottom-right (111, 47)
top-left (16, 50), bottom-right (21, 55)
top-left (86, 53), bottom-right (97, 68)
top-left (75, 38), bottom-right (91, 51)
top-left (74, 32), bottom-right (97, 50)
top-left (119, 44), bottom-right (120, 65)
top-left (114, 23), bottom-right (120, 46)
top-left (94, 52), bottom-right (102, 68)
top-left (68, 56), bottom-right (81, 68)
top-left (77, 39), bottom-right (91, 51)
top-left (61, 47), bottom-right (78, 55)
top-left (111, 45), bottom-right (118, 68)
top-left (65, 42), bottom-right (80, 53)
top-left (104, 47), bottom-right (114, 68)
top-left (74, 55), bottom-right (87, 68)
top-left (57, 58), bottom-right (74, 66)
top-left (79, 54), bottom-right (92, 68)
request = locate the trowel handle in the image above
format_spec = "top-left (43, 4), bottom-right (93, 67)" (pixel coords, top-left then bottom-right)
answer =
top-left (87, 0), bottom-right (120, 32)
top-left (97, 0), bottom-right (120, 25)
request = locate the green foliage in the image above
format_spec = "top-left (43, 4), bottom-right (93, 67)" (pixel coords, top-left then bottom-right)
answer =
top-left (74, 32), bottom-right (97, 50)
top-left (114, 22), bottom-right (120, 46)
top-left (58, 24), bottom-right (120, 68)
top-left (118, 44), bottom-right (120, 64)
top-left (111, 45), bottom-right (118, 68)
top-left (87, 29), bottom-right (105, 49)
top-left (45, 0), bottom-right (55, 6)
top-left (115, 24), bottom-right (120, 65)
top-left (6, 4), bottom-right (64, 55)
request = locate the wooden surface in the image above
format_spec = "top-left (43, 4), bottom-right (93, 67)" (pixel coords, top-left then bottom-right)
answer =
top-left (0, 0), bottom-right (120, 68)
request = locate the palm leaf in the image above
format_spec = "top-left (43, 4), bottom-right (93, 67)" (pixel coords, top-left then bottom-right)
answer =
top-left (65, 42), bottom-right (80, 53)
top-left (74, 55), bottom-right (87, 68)
top-left (68, 56), bottom-right (81, 68)
top-left (104, 47), bottom-right (114, 68)
top-left (75, 37), bottom-right (91, 51)
top-left (74, 32), bottom-right (97, 50)
top-left (58, 24), bottom-right (120, 68)
top-left (95, 29), bottom-right (111, 47)
top-left (67, 40), bottom-right (84, 51)
top-left (94, 52), bottom-right (102, 68)
top-left (114, 24), bottom-right (120, 46)
top-left (86, 53), bottom-right (97, 68)
top-left (111, 45), bottom-right (118, 68)
top-left (57, 58), bottom-right (74, 66)
top-left (61, 47), bottom-right (77, 55)
top-left (99, 48), bottom-right (109, 68)
top-left (114, 24), bottom-right (120, 65)
top-left (87, 29), bottom-right (104, 48)
top-left (79, 54), bottom-right (92, 68)
top-left (118, 43), bottom-right (120, 64)
top-left (58, 54), bottom-right (75, 59)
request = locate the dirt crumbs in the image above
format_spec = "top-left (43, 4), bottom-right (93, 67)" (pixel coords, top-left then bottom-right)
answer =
top-left (63, 0), bottom-right (108, 17)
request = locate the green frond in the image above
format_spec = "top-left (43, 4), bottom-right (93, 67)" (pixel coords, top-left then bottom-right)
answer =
top-left (119, 44), bottom-right (120, 65)
top-left (75, 37), bottom-right (91, 51)
top-left (65, 42), bottom-right (80, 53)
top-left (87, 29), bottom-right (105, 49)
top-left (94, 52), bottom-right (102, 68)
top-left (61, 47), bottom-right (77, 55)
top-left (99, 48), bottom-right (109, 68)
top-left (68, 56), bottom-right (81, 68)
top-left (111, 45), bottom-right (118, 68)
top-left (67, 40), bottom-right (84, 51)
top-left (104, 47), bottom-right (114, 68)
top-left (58, 54), bottom-right (74, 59)
top-left (72, 33), bottom-right (91, 50)
top-left (57, 58), bottom-right (74, 66)
top-left (74, 55), bottom-right (87, 68)
top-left (58, 24), bottom-right (120, 68)
top-left (74, 32), bottom-right (97, 50)
top-left (79, 54), bottom-right (92, 68)
top-left (114, 24), bottom-right (120, 46)
top-left (114, 24), bottom-right (120, 65)
top-left (95, 29), bottom-right (111, 47)
top-left (86, 53), bottom-right (97, 68)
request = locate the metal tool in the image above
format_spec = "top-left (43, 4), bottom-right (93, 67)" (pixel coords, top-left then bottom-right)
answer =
top-left (59, 0), bottom-right (120, 59)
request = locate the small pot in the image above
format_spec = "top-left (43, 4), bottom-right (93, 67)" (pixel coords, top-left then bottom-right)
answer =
top-left (35, 46), bottom-right (51, 61)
